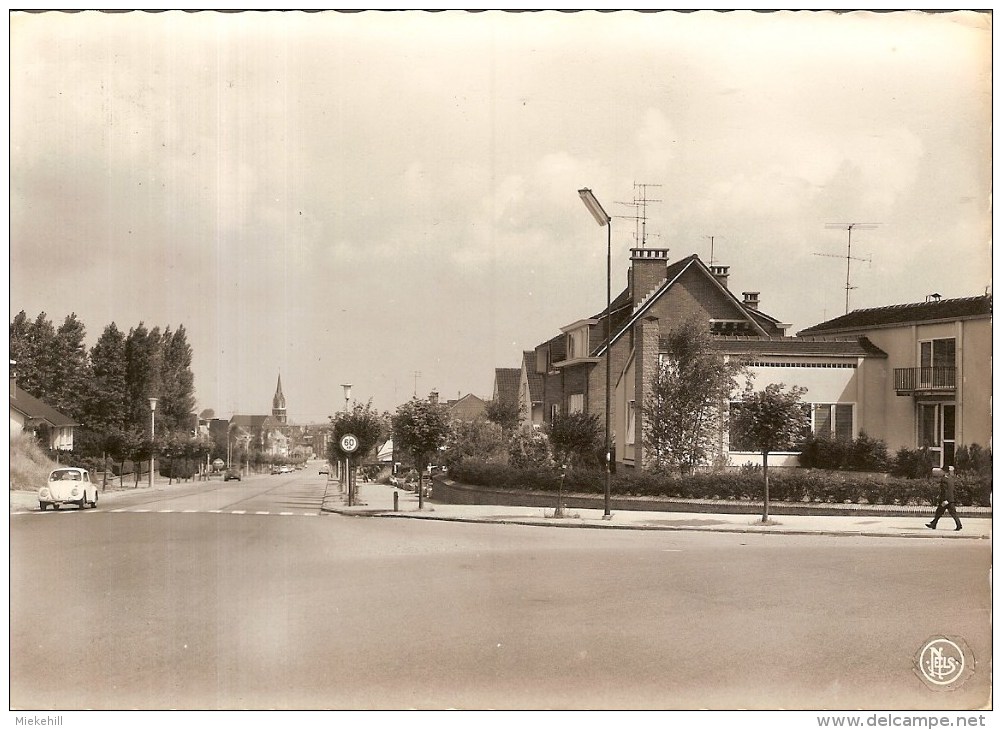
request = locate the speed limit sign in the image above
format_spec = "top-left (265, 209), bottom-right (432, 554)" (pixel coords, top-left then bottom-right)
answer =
top-left (339, 433), bottom-right (359, 453)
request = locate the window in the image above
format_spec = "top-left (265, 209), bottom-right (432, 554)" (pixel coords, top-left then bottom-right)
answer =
top-left (625, 400), bottom-right (636, 445)
top-left (812, 403), bottom-right (854, 440)
top-left (920, 338), bottom-right (955, 387)
top-left (569, 394), bottom-right (584, 413)
top-left (550, 404), bottom-right (560, 422)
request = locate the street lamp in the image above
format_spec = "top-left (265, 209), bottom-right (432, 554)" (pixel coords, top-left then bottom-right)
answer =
top-left (148, 397), bottom-right (159, 490)
top-left (578, 188), bottom-right (612, 519)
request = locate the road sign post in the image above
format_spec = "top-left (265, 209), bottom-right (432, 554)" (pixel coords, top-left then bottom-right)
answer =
top-left (340, 434), bottom-right (359, 506)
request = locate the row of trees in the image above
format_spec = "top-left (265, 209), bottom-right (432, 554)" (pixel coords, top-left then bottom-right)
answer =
top-left (10, 310), bottom-right (199, 470)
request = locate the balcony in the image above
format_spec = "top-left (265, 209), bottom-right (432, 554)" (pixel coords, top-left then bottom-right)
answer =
top-left (894, 367), bottom-right (956, 396)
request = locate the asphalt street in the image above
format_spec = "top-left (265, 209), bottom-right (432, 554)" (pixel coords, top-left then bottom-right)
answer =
top-left (9, 471), bottom-right (992, 710)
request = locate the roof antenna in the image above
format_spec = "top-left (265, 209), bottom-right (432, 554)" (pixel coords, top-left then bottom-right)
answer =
top-left (614, 182), bottom-right (662, 248)
top-left (815, 223), bottom-right (879, 314)
top-left (703, 235), bottom-right (723, 266)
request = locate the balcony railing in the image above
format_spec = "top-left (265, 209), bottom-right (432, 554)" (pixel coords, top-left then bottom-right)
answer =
top-left (894, 367), bottom-right (956, 394)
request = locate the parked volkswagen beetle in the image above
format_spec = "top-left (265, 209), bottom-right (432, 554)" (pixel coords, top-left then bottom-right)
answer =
top-left (38, 467), bottom-right (98, 511)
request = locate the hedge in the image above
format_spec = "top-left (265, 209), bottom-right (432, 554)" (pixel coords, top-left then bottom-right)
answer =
top-left (448, 461), bottom-right (992, 508)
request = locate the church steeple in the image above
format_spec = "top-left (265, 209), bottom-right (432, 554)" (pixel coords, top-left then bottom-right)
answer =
top-left (272, 374), bottom-right (287, 424)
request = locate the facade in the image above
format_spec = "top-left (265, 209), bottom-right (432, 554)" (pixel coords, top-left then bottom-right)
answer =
top-left (446, 393), bottom-right (487, 422)
top-left (492, 367), bottom-right (521, 411)
top-left (798, 295), bottom-right (991, 468)
top-left (515, 248), bottom-right (889, 471)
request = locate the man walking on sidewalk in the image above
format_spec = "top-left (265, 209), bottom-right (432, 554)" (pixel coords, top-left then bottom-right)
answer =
top-left (927, 467), bottom-right (963, 532)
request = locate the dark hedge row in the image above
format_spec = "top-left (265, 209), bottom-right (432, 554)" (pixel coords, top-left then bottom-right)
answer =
top-left (448, 461), bottom-right (992, 508)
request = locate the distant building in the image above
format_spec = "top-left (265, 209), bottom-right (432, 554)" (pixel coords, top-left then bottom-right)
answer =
top-left (446, 393), bottom-right (487, 422)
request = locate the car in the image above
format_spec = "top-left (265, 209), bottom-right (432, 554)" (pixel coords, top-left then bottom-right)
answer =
top-left (271, 465), bottom-right (283, 475)
top-left (39, 467), bottom-right (98, 510)
top-left (224, 468), bottom-right (242, 481)
top-left (280, 465), bottom-right (293, 474)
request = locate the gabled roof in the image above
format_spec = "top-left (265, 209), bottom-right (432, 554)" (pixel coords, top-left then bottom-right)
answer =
top-left (710, 336), bottom-right (888, 359)
top-left (799, 295), bottom-right (992, 335)
top-left (448, 393), bottom-right (487, 421)
top-left (522, 350), bottom-right (544, 403)
top-left (494, 367), bottom-right (521, 405)
top-left (595, 254), bottom-right (775, 356)
top-left (9, 386), bottom-right (76, 427)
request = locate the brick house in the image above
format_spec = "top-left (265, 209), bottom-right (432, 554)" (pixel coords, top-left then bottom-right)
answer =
top-left (517, 247), bottom-right (890, 471)
top-left (9, 369), bottom-right (76, 453)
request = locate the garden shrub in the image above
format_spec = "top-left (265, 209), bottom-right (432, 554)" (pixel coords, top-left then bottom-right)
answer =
top-left (890, 447), bottom-right (934, 479)
top-left (446, 458), bottom-right (990, 507)
top-left (799, 432), bottom-right (889, 472)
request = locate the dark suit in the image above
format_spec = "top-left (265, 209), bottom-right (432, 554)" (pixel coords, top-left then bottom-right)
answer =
top-left (928, 475), bottom-right (962, 530)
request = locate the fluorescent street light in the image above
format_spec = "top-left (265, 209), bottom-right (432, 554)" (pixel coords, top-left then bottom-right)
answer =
top-left (578, 188), bottom-right (610, 226)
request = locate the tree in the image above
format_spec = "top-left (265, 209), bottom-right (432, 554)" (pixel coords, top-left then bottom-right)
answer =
top-left (508, 425), bottom-right (553, 469)
top-left (485, 398), bottom-right (521, 435)
top-left (9, 311), bottom-right (58, 399)
top-left (445, 417), bottom-right (507, 468)
top-left (644, 316), bottom-right (746, 475)
top-left (158, 325), bottom-right (197, 434)
top-left (730, 383), bottom-right (810, 522)
top-left (85, 323), bottom-right (129, 433)
top-left (329, 400), bottom-right (388, 504)
top-left (124, 323), bottom-right (163, 432)
top-left (547, 411), bottom-right (603, 469)
top-left (50, 313), bottom-right (90, 420)
top-left (392, 397), bottom-right (451, 509)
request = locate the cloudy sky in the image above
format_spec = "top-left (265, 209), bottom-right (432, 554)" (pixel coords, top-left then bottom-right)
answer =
top-left (9, 10), bottom-right (992, 423)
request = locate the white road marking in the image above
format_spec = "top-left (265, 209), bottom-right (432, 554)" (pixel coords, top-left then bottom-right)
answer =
top-left (231, 510), bottom-right (246, 515)
top-left (133, 509), bottom-right (151, 513)
top-left (280, 512), bottom-right (294, 516)
top-left (255, 511), bottom-right (270, 515)
top-left (183, 509), bottom-right (198, 513)
top-left (158, 509), bottom-right (174, 513)
top-left (208, 510), bottom-right (222, 513)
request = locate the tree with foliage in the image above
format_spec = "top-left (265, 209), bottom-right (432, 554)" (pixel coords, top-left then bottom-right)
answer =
top-left (547, 411), bottom-right (602, 469)
top-left (485, 398), bottom-right (521, 435)
top-left (9, 311), bottom-right (59, 399)
top-left (644, 316), bottom-right (747, 475)
top-left (508, 425), bottom-right (553, 469)
top-left (84, 322), bottom-right (129, 434)
top-left (158, 325), bottom-right (197, 433)
top-left (329, 401), bottom-right (389, 505)
top-left (392, 397), bottom-right (451, 508)
top-left (50, 313), bottom-right (91, 421)
top-left (445, 417), bottom-right (507, 469)
top-left (124, 323), bottom-right (163, 431)
top-left (730, 383), bottom-right (809, 522)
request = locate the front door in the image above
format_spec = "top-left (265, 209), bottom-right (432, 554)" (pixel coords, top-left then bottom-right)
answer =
top-left (917, 402), bottom-right (956, 468)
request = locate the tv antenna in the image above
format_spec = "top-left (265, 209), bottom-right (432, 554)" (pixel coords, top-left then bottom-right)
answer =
top-left (614, 182), bottom-right (662, 247)
top-left (412, 370), bottom-right (421, 396)
top-left (703, 235), bottom-right (723, 266)
top-left (815, 223), bottom-right (878, 314)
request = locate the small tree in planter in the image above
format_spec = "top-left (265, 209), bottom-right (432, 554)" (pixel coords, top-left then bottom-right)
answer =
top-left (392, 398), bottom-right (451, 509)
top-left (730, 383), bottom-right (809, 523)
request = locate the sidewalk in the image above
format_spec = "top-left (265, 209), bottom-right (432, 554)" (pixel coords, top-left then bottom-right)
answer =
top-left (322, 481), bottom-right (991, 540)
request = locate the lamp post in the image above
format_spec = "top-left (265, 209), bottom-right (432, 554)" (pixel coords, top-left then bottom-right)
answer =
top-left (148, 397), bottom-right (159, 490)
top-left (341, 384), bottom-right (352, 497)
top-left (578, 188), bottom-right (612, 519)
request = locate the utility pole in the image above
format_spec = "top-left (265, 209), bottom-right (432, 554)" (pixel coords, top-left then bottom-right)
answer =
top-left (816, 223), bottom-right (878, 314)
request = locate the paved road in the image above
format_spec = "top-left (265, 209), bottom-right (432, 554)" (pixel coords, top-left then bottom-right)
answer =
top-left (10, 472), bottom-right (991, 710)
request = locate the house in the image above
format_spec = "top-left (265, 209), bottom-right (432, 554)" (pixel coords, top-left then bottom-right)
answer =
top-left (492, 367), bottom-right (521, 414)
top-left (519, 350), bottom-right (546, 429)
top-left (798, 294), bottom-right (991, 468)
top-left (9, 367), bottom-right (76, 452)
top-left (518, 247), bottom-right (889, 471)
top-left (446, 393), bottom-right (487, 422)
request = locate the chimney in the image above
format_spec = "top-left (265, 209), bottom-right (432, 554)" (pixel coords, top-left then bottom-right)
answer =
top-left (926, 293), bottom-right (942, 303)
top-left (742, 292), bottom-right (760, 310)
top-left (630, 248), bottom-right (670, 309)
top-left (709, 265), bottom-right (730, 289)
top-left (429, 390), bottom-right (439, 405)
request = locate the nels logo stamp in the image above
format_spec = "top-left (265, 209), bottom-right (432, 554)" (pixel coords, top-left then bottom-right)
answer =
top-left (914, 636), bottom-right (973, 691)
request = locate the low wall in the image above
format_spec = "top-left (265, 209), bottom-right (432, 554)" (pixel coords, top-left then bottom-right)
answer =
top-left (429, 478), bottom-right (991, 518)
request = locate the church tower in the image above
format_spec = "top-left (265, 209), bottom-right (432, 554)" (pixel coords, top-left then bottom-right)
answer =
top-left (272, 374), bottom-right (287, 424)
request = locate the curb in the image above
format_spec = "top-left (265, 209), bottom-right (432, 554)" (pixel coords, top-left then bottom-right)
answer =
top-left (319, 506), bottom-right (988, 539)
